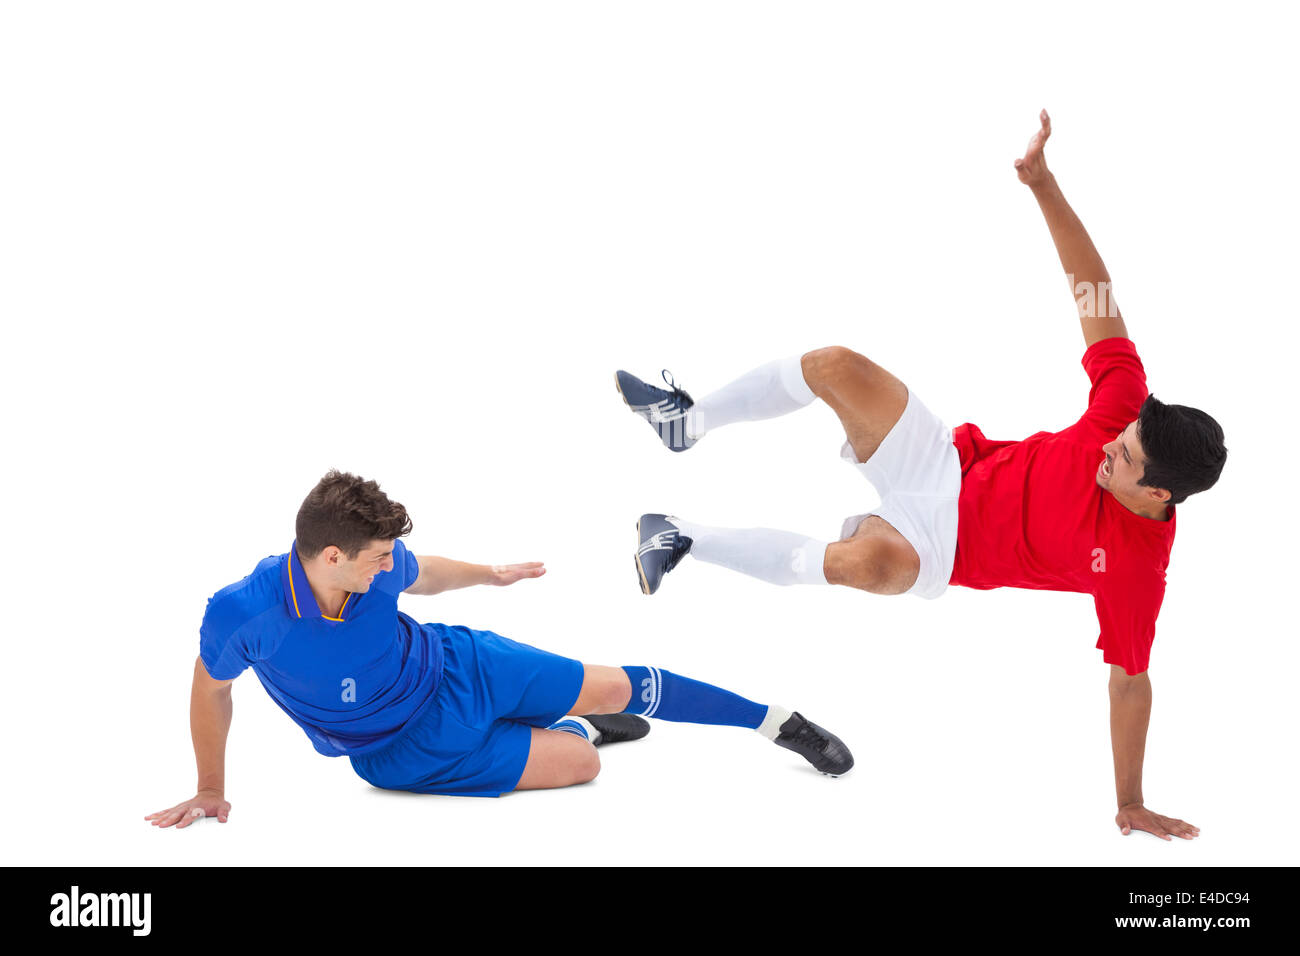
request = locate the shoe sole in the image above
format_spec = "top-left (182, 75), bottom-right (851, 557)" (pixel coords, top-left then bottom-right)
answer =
top-left (619, 376), bottom-right (653, 596)
top-left (634, 516), bottom-right (652, 595)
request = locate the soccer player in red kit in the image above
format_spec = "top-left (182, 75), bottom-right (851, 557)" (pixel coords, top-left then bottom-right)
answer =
top-left (617, 111), bottom-right (1226, 841)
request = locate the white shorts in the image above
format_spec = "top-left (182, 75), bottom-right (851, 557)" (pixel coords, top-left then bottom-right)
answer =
top-left (838, 387), bottom-right (961, 600)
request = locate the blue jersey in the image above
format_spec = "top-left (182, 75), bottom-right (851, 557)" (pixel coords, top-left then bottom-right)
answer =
top-left (198, 539), bottom-right (445, 757)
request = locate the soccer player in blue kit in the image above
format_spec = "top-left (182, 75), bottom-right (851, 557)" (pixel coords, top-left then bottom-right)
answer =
top-left (146, 470), bottom-right (852, 827)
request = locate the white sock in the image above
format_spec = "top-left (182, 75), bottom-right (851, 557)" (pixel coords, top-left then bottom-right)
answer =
top-left (574, 716), bottom-right (600, 743)
top-left (686, 355), bottom-right (816, 440)
top-left (550, 716), bottom-right (600, 744)
top-left (671, 518), bottom-right (829, 586)
top-left (756, 705), bottom-right (794, 741)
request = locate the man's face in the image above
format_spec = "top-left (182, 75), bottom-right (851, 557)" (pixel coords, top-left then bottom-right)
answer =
top-left (1097, 420), bottom-right (1154, 500)
top-left (334, 539), bottom-right (396, 593)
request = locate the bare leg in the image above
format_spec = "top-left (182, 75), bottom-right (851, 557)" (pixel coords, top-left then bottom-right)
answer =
top-left (800, 346), bottom-right (921, 593)
top-left (513, 728), bottom-right (602, 790)
top-left (511, 665), bottom-right (632, 792)
top-left (568, 664), bottom-right (633, 714)
top-left (824, 517), bottom-right (920, 594)
top-left (800, 346), bottom-right (909, 463)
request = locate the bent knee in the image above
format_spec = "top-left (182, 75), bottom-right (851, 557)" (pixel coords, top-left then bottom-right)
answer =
top-left (571, 746), bottom-right (601, 784)
top-left (581, 665), bottom-right (632, 714)
top-left (825, 535), bottom-right (919, 594)
top-left (597, 675), bottom-right (632, 714)
top-left (801, 346), bottom-right (864, 394)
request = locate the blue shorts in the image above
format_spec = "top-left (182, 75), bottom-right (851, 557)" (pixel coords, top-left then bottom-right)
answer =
top-left (349, 624), bottom-right (585, 797)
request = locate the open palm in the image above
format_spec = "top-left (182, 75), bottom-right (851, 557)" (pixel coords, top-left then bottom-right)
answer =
top-left (1014, 109), bottom-right (1052, 186)
top-left (489, 562), bottom-right (546, 586)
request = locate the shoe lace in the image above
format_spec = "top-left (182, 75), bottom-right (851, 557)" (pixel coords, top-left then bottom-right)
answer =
top-left (660, 369), bottom-right (689, 405)
top-left (793, 721), bottom-right (829, 751)
top-left (664, 532), bottom-right (692, 573)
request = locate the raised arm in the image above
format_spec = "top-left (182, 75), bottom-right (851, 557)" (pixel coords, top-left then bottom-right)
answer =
top-left (144, 656), bottom-right (234, 828)
top-left (1015, 110), bottom-right (1129, 349)
top-left (404, 555), bottom-right (546, 595)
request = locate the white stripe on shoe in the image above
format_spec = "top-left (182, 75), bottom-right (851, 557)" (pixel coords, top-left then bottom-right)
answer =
top-left (630, 400), bottom-right (688, 424)
top-left (638, 531), bottom-right (680, 555)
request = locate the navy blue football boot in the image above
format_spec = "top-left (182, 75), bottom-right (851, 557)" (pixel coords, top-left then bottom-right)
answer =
top-left (773, 712), bottom-right (854, 777)
top-left (635, 514), bottom-right (693, 595)
top-left (614, 369), bottom-right (699, 452)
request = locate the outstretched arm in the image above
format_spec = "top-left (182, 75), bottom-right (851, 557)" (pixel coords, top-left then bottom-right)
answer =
top-left (405, 555), bottom-right (546, 595)
top-left (1108, 665), bottom-right (1199, 840)
top-left (1016, 110), bottom-right (1129, 348)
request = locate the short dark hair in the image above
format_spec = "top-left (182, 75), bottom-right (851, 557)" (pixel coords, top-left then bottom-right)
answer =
top-left (296, 470), bottom-right (413, 560)
top-left (1136, 394), bottom-right (1227, 506)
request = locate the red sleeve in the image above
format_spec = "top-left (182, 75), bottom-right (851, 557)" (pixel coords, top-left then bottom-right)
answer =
top-left (951, 422), bottom-right (1021, 476)
top-left (1071, 337), bottom-right (1149, 445)
top-left (1093, 569), bottom-right (1167, 676)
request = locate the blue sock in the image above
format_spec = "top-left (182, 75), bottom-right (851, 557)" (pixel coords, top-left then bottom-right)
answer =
top-left (620, 666), bottom-right (767, 728)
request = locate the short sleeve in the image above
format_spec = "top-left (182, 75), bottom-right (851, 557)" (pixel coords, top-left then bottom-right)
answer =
top-left (370, 538), bottom-right (420, 596)
top-left (1072, 337), bottom-right (1149, 444)
top-left (1093, 573), bottom-right (1167, 676)
top-left (397, 539), bottom-right (419, 590)
top-left (199, 594), bottom-right (255, 681)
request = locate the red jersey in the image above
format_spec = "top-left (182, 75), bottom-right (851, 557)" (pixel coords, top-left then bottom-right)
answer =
top-left (948, 337), bottom-right (1176, 675)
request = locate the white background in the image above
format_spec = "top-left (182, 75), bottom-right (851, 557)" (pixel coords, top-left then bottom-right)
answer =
top-left (2, 1), bottom-right (1297, 867)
